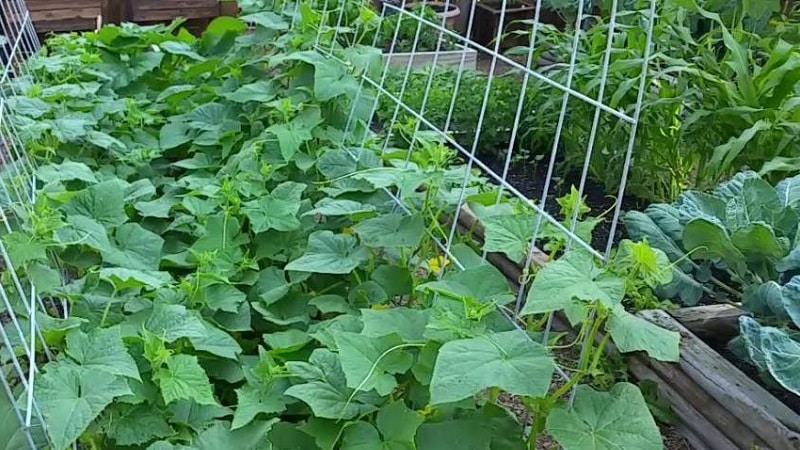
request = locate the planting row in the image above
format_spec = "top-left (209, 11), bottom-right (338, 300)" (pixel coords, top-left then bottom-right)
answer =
top-left (0, 5), bottom-right (684, 450)
top-left (321, 0), bottom-right (800, 444)
top-left (338, 0), bottom-right (800, 202)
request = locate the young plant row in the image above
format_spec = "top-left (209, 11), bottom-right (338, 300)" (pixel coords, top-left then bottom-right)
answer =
top-left (0, 6), bottom-right (680, 450)
top-left (347, 0), bottom-right (800, 202)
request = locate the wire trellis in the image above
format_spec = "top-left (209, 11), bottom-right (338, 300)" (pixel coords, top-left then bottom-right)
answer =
top-left (307, 0), bottom-right (657, 420)
top-left (0, 0), bottom-right (657, 446)
top-left (0, 0), bottom-right (52, 448)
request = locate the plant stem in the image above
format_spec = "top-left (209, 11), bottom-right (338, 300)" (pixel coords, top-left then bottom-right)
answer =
top-left (488, 386), bottom-right (500, 404)
top-left (588, 332), bottom-right (612, 373)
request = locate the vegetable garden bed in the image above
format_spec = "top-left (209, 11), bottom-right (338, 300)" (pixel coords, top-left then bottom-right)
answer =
top-left (127, 0), bottom-right (222, 22)
top-left (27, 0), bottom-right (105, 33)
top-left (630, 309), bottom-right (800, 450)
top-left (450, 205), bottom-right (800, 449)
top-left (446, 205), bottom-right (696, 449)
top-left (382, 44), bottom-right (477, 70)
top-left (1, 8), bottom-right (687, 450)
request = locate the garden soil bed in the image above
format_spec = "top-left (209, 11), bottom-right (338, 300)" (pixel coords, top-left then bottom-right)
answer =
top-left (633, 308), bottom-right (800, 450)
top-left (675, 304), bottom-right (800, 415)
top-left (473, 149), bottom-right (647, 250)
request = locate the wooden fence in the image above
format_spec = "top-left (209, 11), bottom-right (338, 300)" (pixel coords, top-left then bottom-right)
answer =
top-left (27, 0), bottom-right (238, 34)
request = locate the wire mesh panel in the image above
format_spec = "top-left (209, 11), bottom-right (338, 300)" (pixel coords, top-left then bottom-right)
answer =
top-left (308, 0), bottom-right (657, 424)
top-left (2, 0), bottom-right (670, 447)
top-left (0, 0), bottom-right (50, 448)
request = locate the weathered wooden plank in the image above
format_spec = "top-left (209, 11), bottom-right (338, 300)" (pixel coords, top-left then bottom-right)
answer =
top-left (627, 357), bottom-right (737, 450)
top-left (641, 309), bottom-right (800, 449)
top-left (30, 8), bottom-right (101, 22)
top-left (133, 0), bottom-right (218, 10)
top-left (669, 304), bottom-right (749, 341)
top-left (132, 7), bottom-right (220, 21)
top-left (34, 18), bottom-right (99, 32)
top-left (27, 0), bottom-right (102, 10)
top-left (21, 1), bottom-right (107, 32)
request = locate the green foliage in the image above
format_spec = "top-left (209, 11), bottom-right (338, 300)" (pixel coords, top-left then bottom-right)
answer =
top-left (625, 171), bottom-right (800, 303)
top-left (626, 170), bottom-right (800, 398)
top-left (2, 4), bottom-right (678, 449)
top-left (536, 2), bottom-right (800, 201)
top-left (377, 67), bottom-right (536, 152)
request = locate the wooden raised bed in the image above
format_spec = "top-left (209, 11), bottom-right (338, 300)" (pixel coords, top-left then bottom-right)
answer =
top-left (383, 45), bottom-right (477, 70)
top-left (449, 207), bottom-right (800, 450)
top-left (127, 0), bottom-right (222, 23)
top-left (27, 0), bottom-right (106, 33)
top-left (631, 307), bottom-right (800, 450)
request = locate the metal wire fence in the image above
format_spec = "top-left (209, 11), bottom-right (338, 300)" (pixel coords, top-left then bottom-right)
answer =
top-left (0, 0), bottom-right (51, 448)
top-left (304, 0), bottom-right (657, 423)
top-left (0, 0), bottom-right (656, 446)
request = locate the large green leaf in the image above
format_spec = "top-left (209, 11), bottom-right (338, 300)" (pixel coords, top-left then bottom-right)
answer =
top-left (160, 122), bottom-right (192, 150)
top-left (361, 308), bottom-right (430, 343)
top-left (63, 180), bottom-right (128, 227)
top-left (762, 327), bottom-right (800, 396)
top-left (606, 306), bottom-right (680, 362)
top-left (102, 223), bottom-right (165, 271)
top-left (777, 174), bottom-right (800, 213)
top-left (36, 362), bottom-right (133, 450)
top-left (232, 380), bottom-right (288, 430)
top-left (682, 218), bottom-right (747, 278)
top-left (417, 265), bottom-right (515, 305)
top-left (304, 198), bottom-right (377, 218)
top-left (242, 182), bottom-right (306, 233)
top-left (429, 330), bottom-right (555, 404)
top-left (266, 107), bottom-right (322, 161)
top-left (65, 327), bottom-right (141, 381)
top-left (193, 419), bottom-right (275, 450)
top-left (415, 406), bottom-right (525, 450)
top-left (99, 268), bottom-right (173, 290)
top-left (353, 213), bottom-right (425, 248)
top-left (546, 383), bottom-right (663, 450)
top-left (522, 251), bottom-right (624, 324)
top-left (375, 401), bottom-right (424, 447)
top-left (335, 331), bottom-right (413, 396)
top-left (284, 349), bottom-right (380, 420)
top-left (481, 213), bottom-right (535, 262)
top-left (225, 81), bottom-right (278, 103)
top-left (157, 354), bottom-right (218, 406)
top-left (675, 191), bottom-right (727, 223)
top-left (285, 231), bottom-right (369, 274)
top-left (191, 214), bottom-right (249, 254)
top-left (268, 421), bottom-right (318, 450)
top-left (168, 400), bottom-right (232, 433)
top-left (36, 160), bottom-right (97, 184)
top-left (105, 403), bottom-right (174, 446)
top-left (740, 317), bottom-right (800, 396)
top-left (145, 303), bottom-right (242, 359)
top-left (731, 222), bottom-right (787, 258)
top-left (145, 303), bottom-right (207, 343)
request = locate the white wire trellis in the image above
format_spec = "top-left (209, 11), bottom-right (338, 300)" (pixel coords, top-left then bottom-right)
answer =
top-left (0, 0), bottom-right (657, 446)
top-left (0, 0), bottom-right (51, 448)
top-left (308, 0), bottom-right (657, 416)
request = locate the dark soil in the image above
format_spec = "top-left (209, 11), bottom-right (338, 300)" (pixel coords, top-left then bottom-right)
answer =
top-left (472, 149), bottom-right (647, 251)
top-left (708, 337), bottom-right (800, 415)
